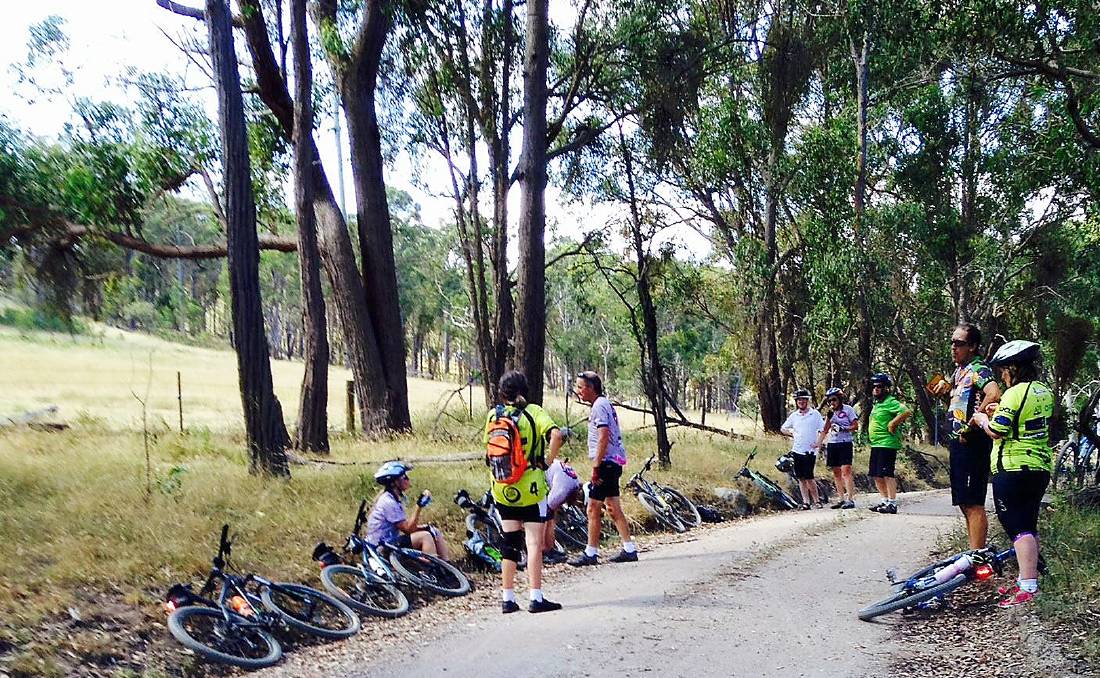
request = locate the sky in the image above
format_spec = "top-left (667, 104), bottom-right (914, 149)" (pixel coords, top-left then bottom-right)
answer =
top-left (0, 1), bottom-right (712, 260)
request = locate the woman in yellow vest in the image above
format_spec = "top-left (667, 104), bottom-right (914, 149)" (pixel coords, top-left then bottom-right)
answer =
top-left (970, 340), bottom-right (1053, 607)
top-left (483, 371), bottom-right (564, 614)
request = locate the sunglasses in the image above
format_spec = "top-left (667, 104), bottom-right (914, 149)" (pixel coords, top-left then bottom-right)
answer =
top-left (950, 339), bottom-right (971, 347)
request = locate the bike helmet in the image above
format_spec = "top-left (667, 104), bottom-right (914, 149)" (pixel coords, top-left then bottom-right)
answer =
top-left (869, 373), bottom-right (893, 388)
top-left (989, 340), bottom-right (1040, 367)
top-left (775, 454), bottom-right (795, 473)
top-left (793, 388), bottom-right (812, 400)
top-left (373, 460), bottom-right (412, 485)
top-left (824, 387), bottom-right (844, 400)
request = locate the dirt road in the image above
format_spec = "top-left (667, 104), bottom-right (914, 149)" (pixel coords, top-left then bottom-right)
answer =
top-left (267, 490), bottom-right (963, 678)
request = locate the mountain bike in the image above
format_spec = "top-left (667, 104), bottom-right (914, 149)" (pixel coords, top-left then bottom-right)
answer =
top-left (1053, 381), bottom-right (1100, 490)
top-left (314, 500), bottom-right (470, 613)
top-left (626, 453), bottom-right (691, 533)
top-left (735, 447), bottom-right (800, 510)
top-left (857, 544), bottom-right (1016, 621)
top-left (164, 525), bottom-right (360, 669)
top-left (454, 488), bottom-right (519, 570)
top-left (554, 496), bottom-right (591, 550)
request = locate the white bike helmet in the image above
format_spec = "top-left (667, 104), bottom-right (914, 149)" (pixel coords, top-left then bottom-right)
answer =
top-left (989, 340), bottom-right (1041, 367)
top-left (373, 460), bottom-right (412, 485)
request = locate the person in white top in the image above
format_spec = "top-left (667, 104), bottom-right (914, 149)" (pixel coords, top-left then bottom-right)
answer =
top-left (780, 389), bottom-right (825, 509)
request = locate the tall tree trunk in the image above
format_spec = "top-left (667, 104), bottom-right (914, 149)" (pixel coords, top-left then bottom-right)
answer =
top-left (851, 29), bottom-right (874, 430)
top-left (205, 0), bottom-right (289, 476)
top-left (488, 0), bottom-right (516, 403)
top-left (513, 0), bottom-right (549, 404)
top-left (238, 0), bottom-right (391, 433)
top-left (290, 0), bottom-right (329, 453)
top-left (336, 0), bottom-right (411, 431)
top-left (621, 132), bottom-right (673, 466)
top-left (756, 155), bottom-right (785, 431)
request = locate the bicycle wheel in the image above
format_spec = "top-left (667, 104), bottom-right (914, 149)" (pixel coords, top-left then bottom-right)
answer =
top-left (320, 564), bottom-right (410, 618)
top-left (167, 606), bottom-right (282, 669)
top-left (857, 573), bottom-right (968, 621)
top-left (636, 492), bottom-right (687, 533)
top-left (1053, 441), bottom-right (1078, 490)
top-left (555, 505), bottom-right (590, 550)
top-left (388, 549), bottom-right (471, 597)
top-left (655, 484), bottom-right (701, 528)
top-left (260, 583), bottom-right (360, 640)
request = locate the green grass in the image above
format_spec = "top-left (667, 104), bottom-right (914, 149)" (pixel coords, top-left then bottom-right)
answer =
top-left (1036, 494), bottom-right (1100, 663)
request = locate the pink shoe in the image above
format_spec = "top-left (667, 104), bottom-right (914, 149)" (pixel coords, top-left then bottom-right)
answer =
top-left (998, 589), bottom-right (1036, 608)
top-left (997, 582), bottom-right (1019, 596)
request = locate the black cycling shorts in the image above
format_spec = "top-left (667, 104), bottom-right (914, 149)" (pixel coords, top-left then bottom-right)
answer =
top-left (826, 442), bottom-right (854, 468)
top-left (497, 501), bottom-right (549, 524)
top-left (949, 432), bottom-right (993, 507)
top-left (589, 460), bottom-right (623, 501)
top-left (992, 470), bottom-right (1049, 540)
top-left (869, 447), bottom-right (898, 478)
top-left (792, 453), bottom-right (816, 480)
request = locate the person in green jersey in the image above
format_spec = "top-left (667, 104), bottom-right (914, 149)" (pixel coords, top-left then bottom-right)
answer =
top-left (970, 340), bottom-right (1053, 607)
top-left (867, 373), bottom-right (912, 514)
top-left (483, 371), bottom-right (564, 614)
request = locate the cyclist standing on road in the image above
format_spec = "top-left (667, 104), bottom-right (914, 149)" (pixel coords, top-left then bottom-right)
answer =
top-left (815, 387), bottom-right (859, 509)
top-left (781, 389), bottom-right (825, 509)
top-left (483, 370), bottom-right (564, 614)
top-left (367, 461), bottom-right (452, 559)
top-left (867, 373), bottom-right (912, 514)
top-left (568, 370), bottom-right (639, 566)
top-left (969, 340), bottom-right (1053, 607)
top-left (927, 323), bottom-right (1001, 549)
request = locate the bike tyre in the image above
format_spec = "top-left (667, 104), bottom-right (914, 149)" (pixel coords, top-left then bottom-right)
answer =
top-left (388, 549), bottom-right (471, 597)
top-left (655, 484), bottom-right (702, 528)
top-left (260, 583), bottom-right (360, 640)
top-left (167, 606), bottom-right (282, 669)
top-left (636, 491), bottom-right (687, 533)
top-left (1053, 441), bottom-right (1078, 490)
top-left (857, 573), bottom-right (968, 621)
top-left (554, 507), bottom-right (589, 550)
top-left (320, 564), bottom-right (410, 619)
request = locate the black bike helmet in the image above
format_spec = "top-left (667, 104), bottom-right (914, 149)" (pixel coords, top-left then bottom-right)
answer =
top-left (824, 387), bottom-right (844, 400)
top-left (869, 373), bottom-right (893, 388)
top-left (989, 340), bottom-right (1041, 367)
top-left (793, 388), bottom-right (812, 400)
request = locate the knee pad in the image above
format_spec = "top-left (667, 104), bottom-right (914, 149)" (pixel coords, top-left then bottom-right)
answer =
top-left (501, 530), bottom-right (525, 562)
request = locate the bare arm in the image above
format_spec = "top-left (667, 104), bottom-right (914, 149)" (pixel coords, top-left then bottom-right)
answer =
top-left (975, 381), bottom-right (1001, 416)
top-left (546, 428), bottom-right (563, 465)
top-left (594, 427), bottom-right (609, 465)
top-left (887, 408), bottom-right (912, 434)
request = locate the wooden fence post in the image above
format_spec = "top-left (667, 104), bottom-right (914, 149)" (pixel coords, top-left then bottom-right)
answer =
top-left (177, 371), bottom-right (184, 433)
top-left (346, 380), bottom-right (356, 432)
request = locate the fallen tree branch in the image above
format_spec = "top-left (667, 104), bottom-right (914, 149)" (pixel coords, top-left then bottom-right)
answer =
top-left (611, 400), bottom-right (750, 440)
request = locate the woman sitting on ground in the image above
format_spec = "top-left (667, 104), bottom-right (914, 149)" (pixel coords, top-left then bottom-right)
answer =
top-left (366, 460), bottom-right (451, 560)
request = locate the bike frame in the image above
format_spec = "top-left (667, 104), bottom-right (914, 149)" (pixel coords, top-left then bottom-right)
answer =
top-left (897, 546), bottom-right (1015, 592)
top-left (627, 454), bottom-right (673, 509)
top-left (177, 527), bottom-right (281, 632)
top-left (346, 499), bottom-right (444, 588)
top-left (735, 448), bottom-right (800, 509)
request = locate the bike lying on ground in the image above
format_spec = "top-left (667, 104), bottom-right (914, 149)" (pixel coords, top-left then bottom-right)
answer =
top-left (313, 500), bottom-right (470, 616)
top-left (857, 544), bottom-right (1017, 621)
top-left (164, 525), bottom-right (360, 669)
top-left (735, 447), bottom-right (801, 510)
top-left (554, 496), bottom-right (591, 550)
top-left (454, 488), bottom-right (516, 570)
top-left (626, 453), bottom-right (701, 532)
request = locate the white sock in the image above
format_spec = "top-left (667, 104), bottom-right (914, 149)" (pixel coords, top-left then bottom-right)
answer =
top-left (529, 588), bottom-right (544, 602)
top-left (623, 541), bottom-right (637, 554)
top-left (584, 545), bottom-right (598, 557)
top-left (502, 589), bottom-right (515, 603)
top-left (1019, 578), bottom-right (1038, 593)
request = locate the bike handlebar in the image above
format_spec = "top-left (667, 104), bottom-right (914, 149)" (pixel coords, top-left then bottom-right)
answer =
top-left (353, 499), bottom-right (368, 536)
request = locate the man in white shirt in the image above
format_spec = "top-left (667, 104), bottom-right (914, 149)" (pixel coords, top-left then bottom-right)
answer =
top-left (780, 389), bottom-right (825, 509)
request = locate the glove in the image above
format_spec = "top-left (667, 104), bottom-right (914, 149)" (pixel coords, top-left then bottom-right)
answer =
top-left (560, 426), bottom-right (573, 441)
top-left (417, 490), bottom-right (432, 508)
top-left (590, 466), bottom-right (601, 486)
